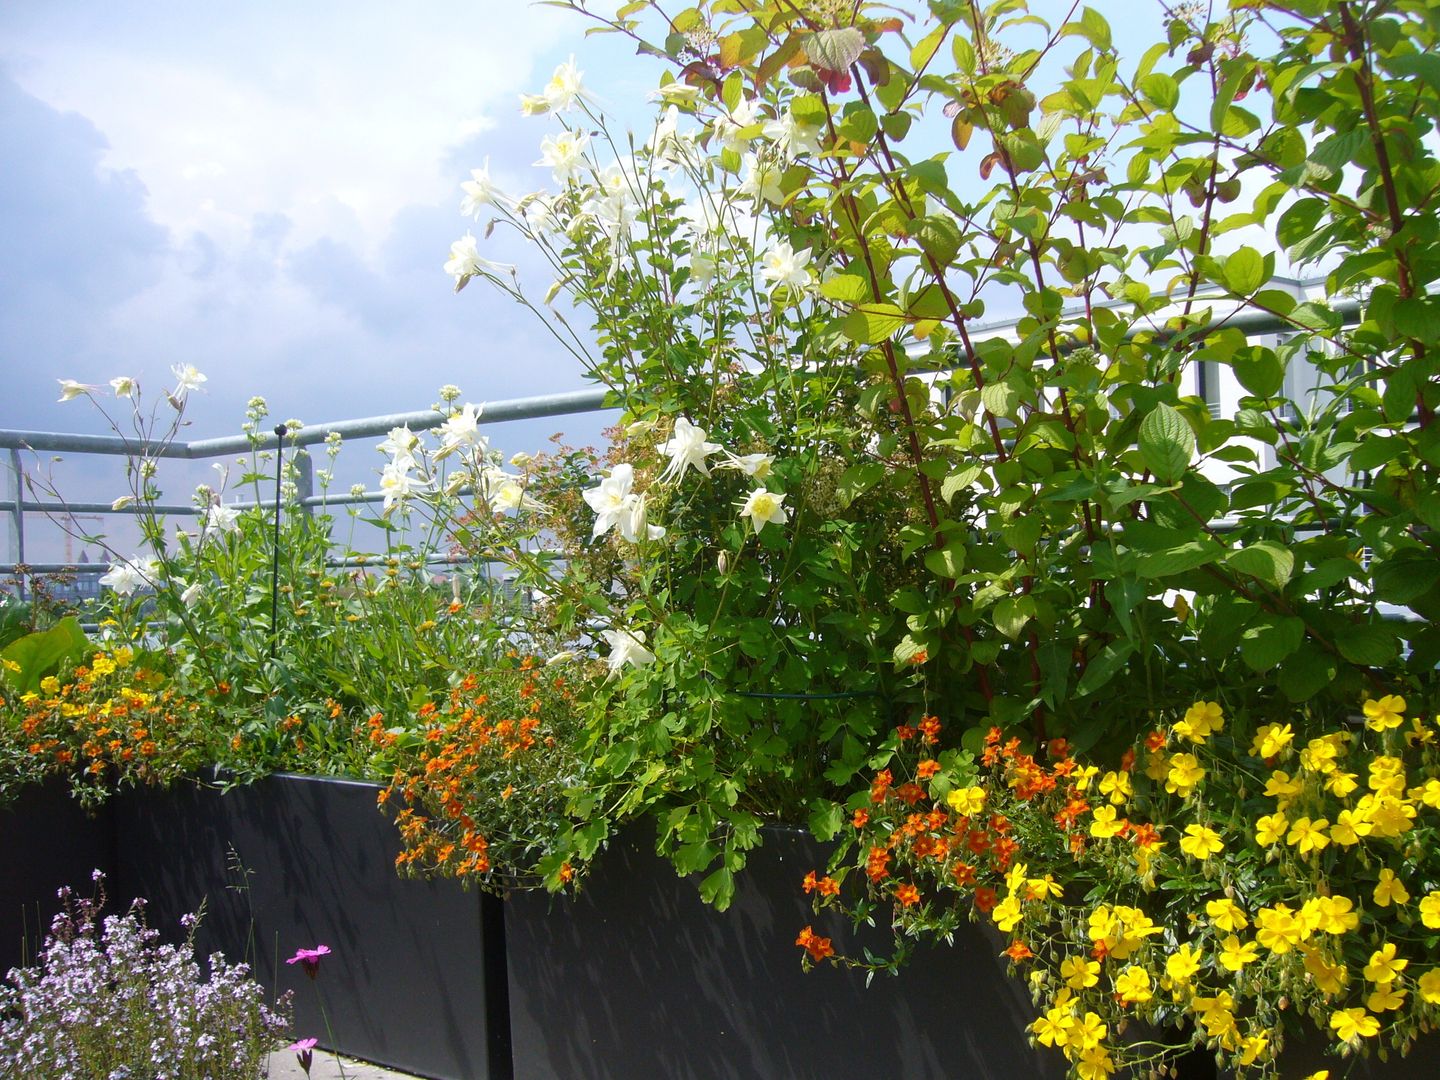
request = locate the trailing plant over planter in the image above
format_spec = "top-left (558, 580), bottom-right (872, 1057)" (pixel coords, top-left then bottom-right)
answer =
top-left (441, 0), bottom-right (1437, 910)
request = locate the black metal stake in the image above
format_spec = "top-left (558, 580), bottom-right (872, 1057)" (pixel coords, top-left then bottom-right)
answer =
top-left (269, 424), bottom-right (287, 659)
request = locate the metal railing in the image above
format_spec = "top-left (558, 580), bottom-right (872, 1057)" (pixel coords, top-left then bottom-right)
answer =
top-left (1, 387), bottom-right (611, 599)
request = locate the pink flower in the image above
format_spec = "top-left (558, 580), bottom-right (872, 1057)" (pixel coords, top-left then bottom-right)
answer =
top-left (285, 944), bottom-right (332, 979)
top-left (288, 1037), bottom-right (317, 1075)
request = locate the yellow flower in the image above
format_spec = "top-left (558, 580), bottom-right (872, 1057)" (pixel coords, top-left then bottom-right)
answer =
top-left (1238, 1033), bottom-right (1269, 1066)
top-left (1166, 753), bottom-right (1205, 795)
top-left (1326, 771), bottom-right (1359, 798)
top-left (1073, 764), bottom-right (1100, 791)
top-left (1255, 811), bottom-right (1289, 846)
top-left (1306, 895), bottom-right (1359, 935)
top-left (1373, 869), bottom-right (1410, 908)
top-left (1299, 736), bottom-right (1339, 774)
top-left (1061, 955), bottom-right (1100, 990)
top-left (39, 675), bottom-right (60, 695)
top-left (1175, 700), bottom-right (1224, 743)
top-left (1329, 1007), bottom-right (1379, 1043)
top-left (1113, 966), bottom-right (1152, 1005)
top-left (1098, 770), bottom-right (1131, 805)
top-left (1413, 779), bottom-right (1440, 809)
top-left (1286, 816), bottom-right (1330, 856)
top-left (1362, 943), bottom-right (1407, 984)
top-left (1367, 984), bottom-right (1406, 1012)
top-left (1255, 904), bottom-right (1308, 953)
top-left (1219, 935), bottom-right (1258, 971)
top-left (1026, 874), bottom-right (1063, 901)
top-left (1362, 795), bottom-right (1416, 838)
top-left (1166, 943), bottom-right (1202, 985)
top-left (1206, 897), bottom-right (1249, 933)
top-left (1363, 694), bottom-right (1406, 732)
top-left (1403, 717), bottom-right (1435, 748)
top-left (1179, 824), bottom-right (1223, 860)
top-left (1075, 1045), bottom-right (1115, 1079)
top-left (1367, 756), bottom-right (1406, 796)
top-left (992, 895), bottom-right (1023, 933)
top-left (1301, 946), bottom-right (1349, 995)
top-left (1032, 1010), bottom-right (1072, 1048)
top-left (1418, 969), bottom-right (1440, 1004)
top-left (1330, 811), bottom-right (1364, 846)
top-left (946, 785), bottom-right (986, 816)
top-left (1251, 722), bottom-right (1294, 759)
top-left (1144, 750), bottom-right (1169, 782)
top-left (1072, 1012), bottom-right (1107, 1052)
top-left (1419, 891), bottom-right (1440, 930)
top-left (1089, 805), bottom-right (1126, 839)
top-left (90, 655), bottom-right (117, 677)
top-left (1263, 771), bottom-right (1303, 805)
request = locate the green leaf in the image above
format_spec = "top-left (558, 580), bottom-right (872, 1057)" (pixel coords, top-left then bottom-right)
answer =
top-left (1226, 542), bottom-right (1294, 589)
top-left (1138, 72), bottom-right (1178, 111)
top-left (699, 865), bottom-right (736, 910)
top-left (1134, 541), bottom-right (1218, 578)
top-left (1277, 645), bottom-right (1338, 702)
top-left (1230, 347), bottom-right (1285, 398)
top-left (980, 380), bottom-right (1020, 419)
top-left (1240, 616), bottom-right (1305, 672)
top-left (993, 595), bottom-right (1036, 640)
top-left (1372, 555), bottom-right (1440, 605)
top-left (1334, 623), bottom-right (1399, 667)
top-left (1075, 642), bottom-right (1133, 697)
top-left (1065, 6), bottom-right (1112, 50)
top-left (820, 274), bottom-right (871, 303)
top-left (836, 462), bottom-right (886, 508)
top-left (913, 215), bottom-right (962, 266)
top-left (924, 544), bottom-right (967, 579)
top-left (1222, 247), bottom-right (1266, 295)
top-left (2, 617), bottom-right (89, 694)
top-left (808, 800), bottom-right (844, 842)
top-left (941, 466), bottom-right (982, 504)
top-left (804, 27), bottom-right (865, 72)
top-left (841, 305), bottom-right (906, 344)
top-left (1138, 403), bottom-right (1195, 484)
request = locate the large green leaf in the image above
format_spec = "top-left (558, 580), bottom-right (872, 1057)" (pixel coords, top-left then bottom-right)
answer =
top-left (1, 617), bottom-right (89, 694)
top-left (1138, 403), bottom-right (1194, 484)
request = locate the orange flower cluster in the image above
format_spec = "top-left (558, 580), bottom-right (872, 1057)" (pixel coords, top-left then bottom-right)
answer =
top-left (795, 925), bottom-right (834, 962)
top-left (2, 654), bottom-right (204, 801)
top-left (375, 659), bottom-right (573, 883)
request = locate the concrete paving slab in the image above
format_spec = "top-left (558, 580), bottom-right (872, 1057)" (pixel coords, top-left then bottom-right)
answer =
top-left (265, 1050), bottom-right (428, 1080)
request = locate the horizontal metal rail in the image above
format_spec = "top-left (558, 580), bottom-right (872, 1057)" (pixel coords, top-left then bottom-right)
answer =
top-left (0, 388), bottom-right (611, 459)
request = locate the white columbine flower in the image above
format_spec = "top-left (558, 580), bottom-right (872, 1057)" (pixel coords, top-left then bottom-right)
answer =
top-left (545, 649), bottom-right (578, 666)
top-left (689, 251), bottom-right (716, 288)
top-left (482, 469), bottom-right (542, 514)
top-left (738, 152), bottom-right (784, 205)
top-left (377, 425), bottom-right (421, 464)
top-left (618, 493), bottom-right (666, 543)
top-left (444, 233), bottom-right (514, 292)
top-left (582, 464), bottom-right (636, 538)
top-left (109, 376), bottom-right (135, 398)
top-left (522, 193), bottom-right (558, 234)
top-left (56, 379), bottom-right (96, 402)
top-left (721, 452), bottom-right (774, 480)
top-left (739, 487), bottom-right (789, 534)
top-left (380, 459), bottom-right (424, 513)
top-left (536, 130), bottom-right (590, 186)
top-left (762, 111), bottom-right (822, 159)
top-left (437, 402), bottom-right (487, 456)
top-left (460, 158), bottom-right (506, 217)
top-left (647, 81), bottom-right (701, 106)
top-left (543, 57), bottom-right (584, 112)
top-left (180, 581), bottom-right (204, 608)
top-left (602, 627), bottom-right (655, 677)
top-left (658, 417), bottom-right (722, 482)
top-left (171, 364), bottom-right (208, 397)
top-left (714, 96), bottom-right (762, 155)
top-left (760, 241), bottom-right (813, 291)
top-left (204, 503), bottom-right (241, 535)
top-left (99, 557), bottom-right (157, 596)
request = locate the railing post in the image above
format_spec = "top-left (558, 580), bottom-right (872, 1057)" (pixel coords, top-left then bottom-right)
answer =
top-left (294, 449), bottom-right (314, 524)
top-left (6, 450), bottom-right (25, 602)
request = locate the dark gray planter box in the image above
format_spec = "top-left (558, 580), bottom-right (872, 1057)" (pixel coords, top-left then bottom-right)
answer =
top-left (505, 824), bottom-right (1063, 1080)
top-left (113, 773), bottom-right (509, 1080)
top-left (0, 780), bottom-right (117, 974)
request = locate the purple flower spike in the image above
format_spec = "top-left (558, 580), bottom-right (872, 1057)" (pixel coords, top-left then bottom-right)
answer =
top-left (285, 944), bottom-right (332, 979)
top-left (288, 1037), bottom-right (318, 1075)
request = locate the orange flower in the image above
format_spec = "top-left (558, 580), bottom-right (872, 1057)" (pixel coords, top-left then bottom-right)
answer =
top-left (974, 886), bottom-right (998, 913)
top-left (866, 845), bottom-right (891, 882)
top-left (870, 769), bottom-right (893, 802)
top-left (852, 809), bottom-right (869, 828)
top-left (795, 926), bottom-right (835, 962)
top-left (803, 870), bottom-right (820, 894)
top-left (818, 876), bottom-right (840, 897)
top-left (896, 883), bottom-right (921, 906)
top-left (1145, 730), bottom-right (1166, 752)
top-left (951, 861), bottom-right (976, 886)
top-left (558, 862), bottom-right (574, 883)
top-left (1004, 940), bottom-right (1034, 962)
top-left (895, 782), bottom-right (926, 805)
top-left (918, 716), bottom-right (941, 744)
top-left (916, 759), bottom-right (941, 781)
